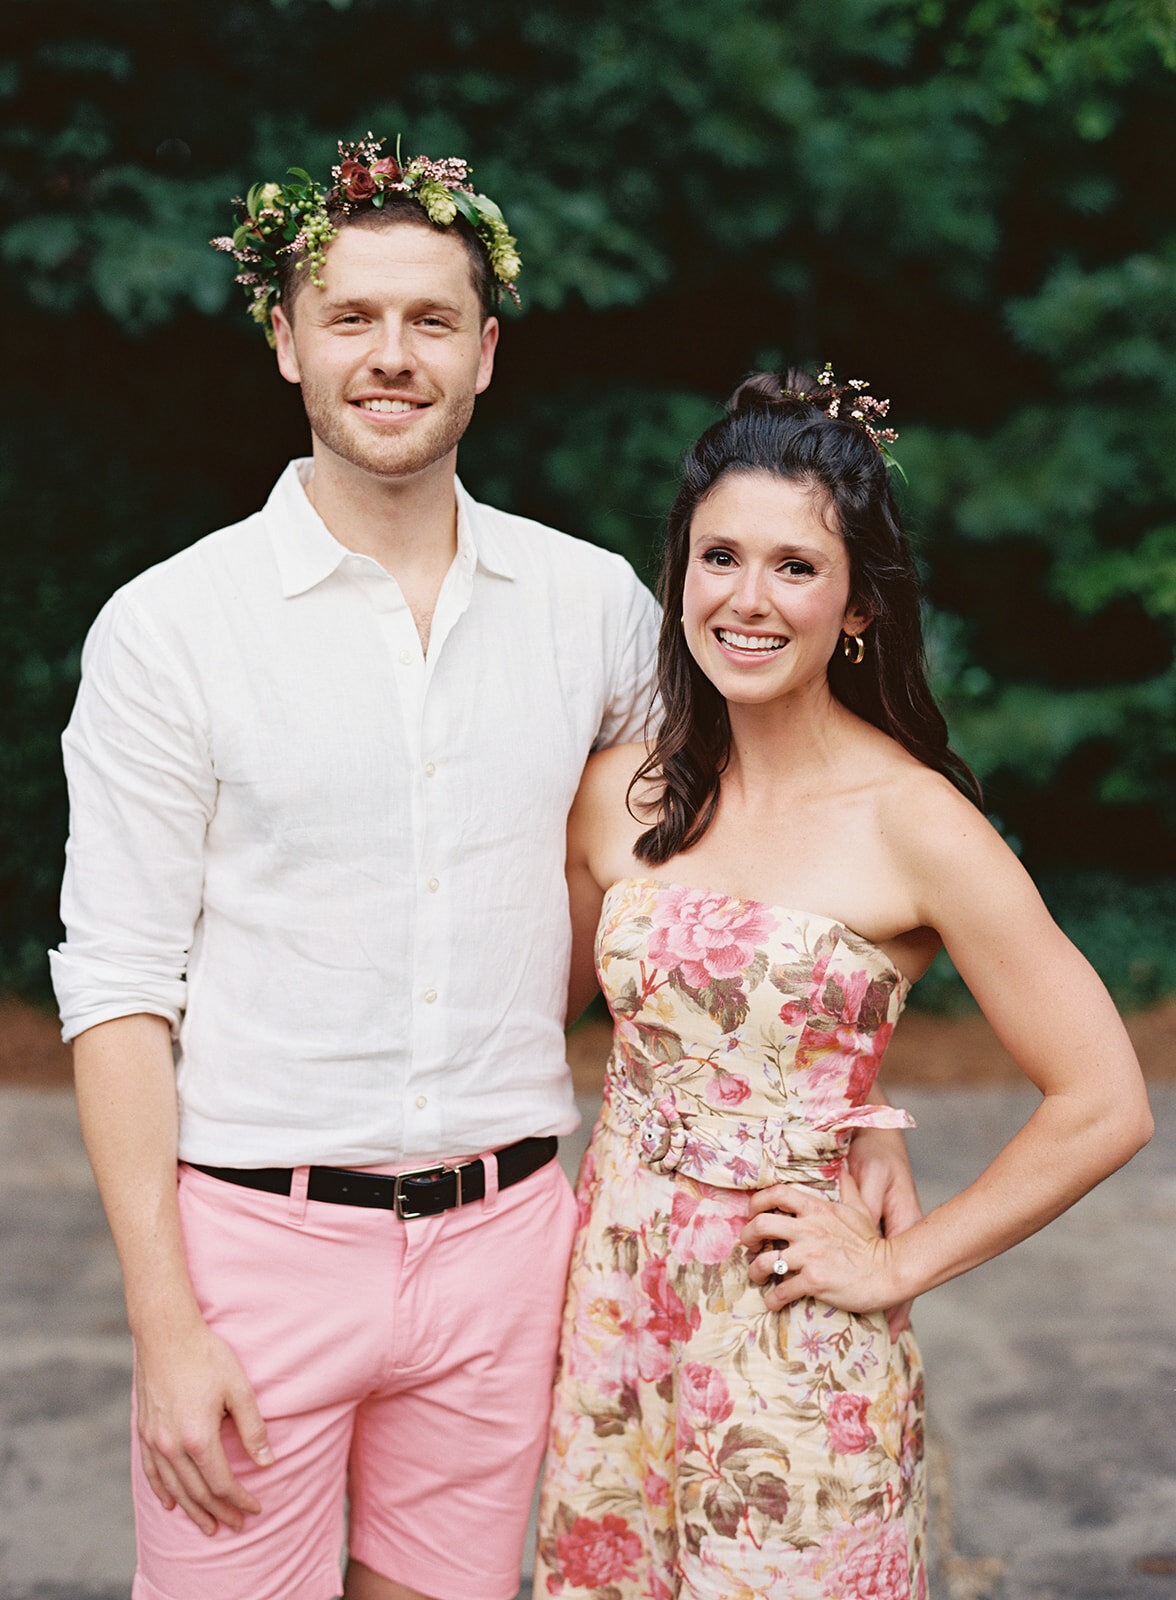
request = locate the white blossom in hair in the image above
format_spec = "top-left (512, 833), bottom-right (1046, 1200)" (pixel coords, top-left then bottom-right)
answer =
top-left (780, 363), bottom-right (906, 482)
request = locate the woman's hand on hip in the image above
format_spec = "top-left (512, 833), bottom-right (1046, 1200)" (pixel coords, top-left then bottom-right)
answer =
top-left (741, 1170), bottom-right (902, 1316)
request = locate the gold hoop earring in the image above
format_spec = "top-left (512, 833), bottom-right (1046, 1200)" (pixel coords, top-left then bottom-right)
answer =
top-left (842, 631), bottom-right (866, 666)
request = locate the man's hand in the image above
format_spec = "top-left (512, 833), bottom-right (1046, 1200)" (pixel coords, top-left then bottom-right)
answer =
top-left (846, 1124), bottom-right (922, 1336)
top-left (135, 1319), bottom-right (274, 1535)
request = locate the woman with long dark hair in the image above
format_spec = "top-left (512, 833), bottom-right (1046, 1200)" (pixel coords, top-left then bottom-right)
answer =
top-left (533, 369), bottom-right (1152, 1599)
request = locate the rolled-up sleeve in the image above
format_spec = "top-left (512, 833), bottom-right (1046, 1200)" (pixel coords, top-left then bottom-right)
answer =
top-left (596, 560), bottom-right (661, 750)
top-left (50, 592), bottom-right (216, 1042)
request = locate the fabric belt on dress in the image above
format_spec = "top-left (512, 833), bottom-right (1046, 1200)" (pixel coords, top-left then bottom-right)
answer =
top-left (188, 1135), bottom-right (559, 1220)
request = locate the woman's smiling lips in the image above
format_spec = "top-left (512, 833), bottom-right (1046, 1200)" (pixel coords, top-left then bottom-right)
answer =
top-left (714, 627), bottom-right (788, 656)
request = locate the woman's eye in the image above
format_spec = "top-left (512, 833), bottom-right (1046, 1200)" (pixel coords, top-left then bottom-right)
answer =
top-left (780, 560), bottom-right (815, 576)
top-left (702, 548), bottom-right (735, 567)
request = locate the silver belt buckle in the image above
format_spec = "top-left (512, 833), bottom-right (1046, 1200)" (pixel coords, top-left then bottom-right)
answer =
top-left (392, 1162), bottom-right (459, 1219)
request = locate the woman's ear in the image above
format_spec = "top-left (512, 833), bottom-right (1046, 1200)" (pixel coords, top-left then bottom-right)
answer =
top-left (843, 604), bottom-right (873, 636)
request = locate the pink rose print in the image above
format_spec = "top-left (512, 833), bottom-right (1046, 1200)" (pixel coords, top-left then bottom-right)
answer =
top-left (647, 886), bottom-right (775, 990)
top-left (573, 1143), bottom-right (599, 1229)
top-left (668, 1186), bottom-right (747, 1265)
top-left (643, 1467), bottom-right (670, 1507)
top-left (834, 966), bottom-right (872, 1025)
top-left (797, 1014), bottom-right (894, 1114)
top-left (808, 944), bottom-right (833, 997)
top-left (845, 1020), bottom-right (894, 1103)
top-left (824, 1519), bottom-right (912, 1599)
top-left (555, 1513), bottom-right (643, 1589)
top-left (635, 1256), bottom-right (701, 1381)
top-left (567, 1270), bottom-right (641, 1399)
top-left (827, 1392), bottom-right (876, 1455)
top-left (679, 1360), bottom-right (734, 1429)
top-left (705, 1071), bottom-right (752, 1107)
top-left (779, 998), bottom-right (808, 1028)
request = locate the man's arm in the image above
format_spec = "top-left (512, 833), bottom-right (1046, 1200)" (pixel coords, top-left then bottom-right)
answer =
top-left (56, 594), bottom-right (274, 1532)
top-left (75, 1014), bottom-right (273, 1534)
top-left (595, 560), bottom-right (660, 750)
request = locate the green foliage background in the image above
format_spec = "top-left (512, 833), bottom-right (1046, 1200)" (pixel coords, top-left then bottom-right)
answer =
top-left (2, 0), bottom-right (1174, 1005)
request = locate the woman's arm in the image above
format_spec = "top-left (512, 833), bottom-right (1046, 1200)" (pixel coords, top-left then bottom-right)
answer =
top-left (845, 1082), bottom-right (923, 1334)
top-left (564, 749), bottom-right (624, 1025)
top-left (744, 780), bottom-right (1153, 1312)
top-left (566, 846), bottom-right (606, 1026)
top-left (564, 742), bottom-right (654, 1024)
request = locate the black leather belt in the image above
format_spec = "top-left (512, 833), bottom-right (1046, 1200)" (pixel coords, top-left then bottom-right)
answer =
top-left (189, 1135), bottom-right (558, 1220)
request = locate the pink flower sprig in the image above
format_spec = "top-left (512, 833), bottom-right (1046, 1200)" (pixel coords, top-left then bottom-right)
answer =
top-left (806, 363), bottom-right (906, 481)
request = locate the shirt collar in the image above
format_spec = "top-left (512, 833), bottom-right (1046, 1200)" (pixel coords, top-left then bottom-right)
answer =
top-left (456, 478), bottom-right (516, 581)
top-left (266, 461), bottom-right (517, 598)
top-left (266, 460), bottom-right (351, 599)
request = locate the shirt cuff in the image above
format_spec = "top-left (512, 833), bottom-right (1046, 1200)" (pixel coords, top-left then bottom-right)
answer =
top-left (49, 947), bottom-right (186, 1043)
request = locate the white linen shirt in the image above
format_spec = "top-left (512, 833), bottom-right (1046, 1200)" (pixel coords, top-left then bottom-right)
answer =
top-left (51, 460), bottom-right (659, 1167)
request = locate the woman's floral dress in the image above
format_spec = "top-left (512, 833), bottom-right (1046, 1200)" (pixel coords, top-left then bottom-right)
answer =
top-left (534, 878), bottom-right (926, 1600)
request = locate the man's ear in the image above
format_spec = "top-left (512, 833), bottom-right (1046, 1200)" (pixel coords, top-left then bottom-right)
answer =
top-left (271, 305), bottom-right (301, 386)
top-left (475, 315), bottom-right (499, 396)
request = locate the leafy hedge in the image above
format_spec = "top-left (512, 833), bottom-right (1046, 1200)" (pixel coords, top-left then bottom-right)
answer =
top-left (2, 0), bottom-right (1174, 1002)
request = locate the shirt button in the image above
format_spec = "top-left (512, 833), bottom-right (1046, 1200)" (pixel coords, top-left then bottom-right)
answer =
top-left (415, 1094), bottom-right (428, 1109)
top-left (423, 987), bottom-right (438, 1004)
top-left (427, 876), bottom-right (439, 893)
top-left (399, 649), bottom-right (413, 665)
top-left (423, 761), bottom-right (436, 778)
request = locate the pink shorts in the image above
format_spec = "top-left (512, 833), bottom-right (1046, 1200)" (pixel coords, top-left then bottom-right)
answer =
top-left (131, 1151), bottom-right (577, 1600)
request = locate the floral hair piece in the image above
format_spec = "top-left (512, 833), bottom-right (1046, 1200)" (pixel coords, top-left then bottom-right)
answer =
top-left (786, 363), bottom-right (906, 482)
top-left (212, 134), bottom-right (522, 346)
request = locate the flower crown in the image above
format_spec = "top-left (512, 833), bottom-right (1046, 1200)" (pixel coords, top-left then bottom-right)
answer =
top-left (788, 364), bottom-right (906, 481)
top-left (212, 134), bottom-right (522, 346)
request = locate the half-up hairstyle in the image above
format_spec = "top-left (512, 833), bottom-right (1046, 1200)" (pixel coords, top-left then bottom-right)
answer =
top-left (632, 368), bottom-right (981, 865)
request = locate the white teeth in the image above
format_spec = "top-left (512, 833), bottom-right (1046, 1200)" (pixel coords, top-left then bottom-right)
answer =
top-left (358, 398), bottom-right (421, 413)
top-left (717, 629), bottom-right (786, 652)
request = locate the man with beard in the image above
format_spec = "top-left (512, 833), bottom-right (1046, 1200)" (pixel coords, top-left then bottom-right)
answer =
top-left (51, 139), bottom-right (917, 1600)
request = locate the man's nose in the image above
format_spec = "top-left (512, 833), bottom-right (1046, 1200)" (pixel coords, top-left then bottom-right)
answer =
top-left (366, 320), bottom-right (412, 375)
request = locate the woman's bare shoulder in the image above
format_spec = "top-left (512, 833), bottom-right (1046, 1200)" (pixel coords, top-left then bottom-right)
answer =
top-left (875, 756), bottom-right (990, 857)
top-left (872, 757), bottom-right (1044, 934)
top-left (578, 740), bottom-right (659, 808)
top-left (571, 742), bottom-right (662, 877)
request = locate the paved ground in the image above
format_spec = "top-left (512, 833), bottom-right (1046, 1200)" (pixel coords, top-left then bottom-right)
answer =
top-left (1, 1084), bottom-right (1173, 1599)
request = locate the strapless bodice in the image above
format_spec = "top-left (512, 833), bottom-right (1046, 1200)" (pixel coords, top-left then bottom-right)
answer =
top-left (595, 876), bottom-right (914, 1189)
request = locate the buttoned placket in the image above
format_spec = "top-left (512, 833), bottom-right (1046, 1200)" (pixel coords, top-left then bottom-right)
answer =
top-left (341, 537), bottom-right (477, 1153)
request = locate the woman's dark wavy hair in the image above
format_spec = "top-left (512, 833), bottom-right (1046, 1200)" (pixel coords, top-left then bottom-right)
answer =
top-left (632, 368), bottom-right (982, 865)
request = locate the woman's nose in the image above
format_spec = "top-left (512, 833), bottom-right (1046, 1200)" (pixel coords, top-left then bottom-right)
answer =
top-left (732, 566), bottom-right (771, 615)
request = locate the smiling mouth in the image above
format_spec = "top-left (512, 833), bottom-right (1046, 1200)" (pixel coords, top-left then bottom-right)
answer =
top-left (716, 628), bottom-right (788, 654)
top-left (354, 398), bottom-right (427, 414)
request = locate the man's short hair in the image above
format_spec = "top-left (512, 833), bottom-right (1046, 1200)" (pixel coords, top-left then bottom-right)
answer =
top-left (276, 195), bottom-right (495, 323)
